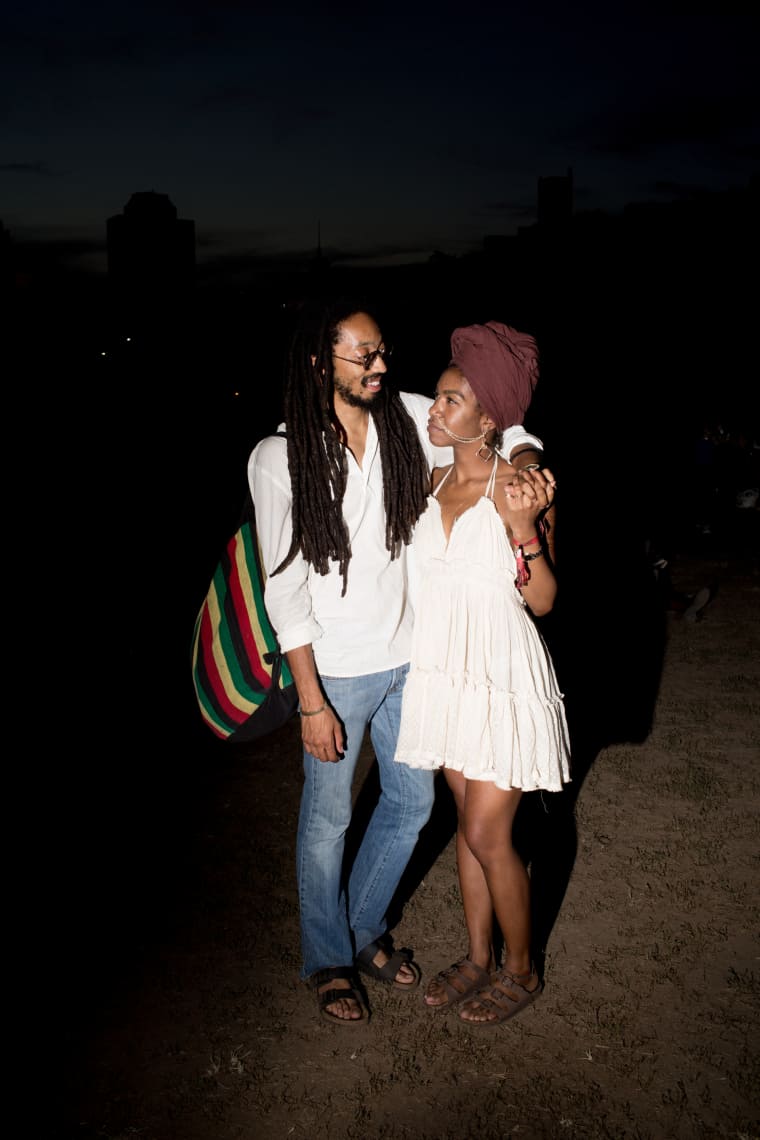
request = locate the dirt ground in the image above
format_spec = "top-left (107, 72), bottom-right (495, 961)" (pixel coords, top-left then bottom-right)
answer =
top-left (46, 543), bottom-right (758, 1140)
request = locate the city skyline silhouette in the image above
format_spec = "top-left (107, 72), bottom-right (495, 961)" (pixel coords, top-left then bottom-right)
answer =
top-left (3, 1), bottom-right (758, 279)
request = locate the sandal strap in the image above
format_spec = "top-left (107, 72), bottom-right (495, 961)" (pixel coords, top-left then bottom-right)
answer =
top-left (485, 968), bottom-right (540, 1002)
top-left (356, 938), bottom-right (411, 972)
top-left (492, 967), bottom-right (540, 996)
top-left (318, 985), bottom-right (364, 1008)
top-left (433, 958), bottom-right (491, 1000)
top-left (461, 968), bottom-right (542, 1022)
top-left (308, 965), bottom-right (357, 990)
top-left (355, 936), bottom-right (393, 965)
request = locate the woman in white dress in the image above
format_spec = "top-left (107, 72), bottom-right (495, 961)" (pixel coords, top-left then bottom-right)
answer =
top-left (395, 321), bottom-right (571, 1025)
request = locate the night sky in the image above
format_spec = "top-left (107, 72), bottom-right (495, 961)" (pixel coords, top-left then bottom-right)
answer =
top-left (3, 0), bottom-right (758, 280)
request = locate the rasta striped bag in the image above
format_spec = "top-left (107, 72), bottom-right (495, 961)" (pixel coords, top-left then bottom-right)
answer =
top-left (191, 461), bottom-right (298, 743)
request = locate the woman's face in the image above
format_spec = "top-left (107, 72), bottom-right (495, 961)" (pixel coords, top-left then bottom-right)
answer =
top-left (427, 366), bottom-right (488, 444)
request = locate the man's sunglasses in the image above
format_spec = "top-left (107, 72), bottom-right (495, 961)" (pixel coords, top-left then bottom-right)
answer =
top-left (333, 345), bottom-right (393, 371)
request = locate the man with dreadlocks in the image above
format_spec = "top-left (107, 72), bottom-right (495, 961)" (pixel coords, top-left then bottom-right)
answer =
top-left (248, 296), bottom-right (543, 1026)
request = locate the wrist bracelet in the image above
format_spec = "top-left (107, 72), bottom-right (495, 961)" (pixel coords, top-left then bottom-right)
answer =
top-left (511, 534), bottom-right (539, 548)
top-left (514, 545), bottom-right (544, 588)
top-left (299, 701), bottom-right (328, 717)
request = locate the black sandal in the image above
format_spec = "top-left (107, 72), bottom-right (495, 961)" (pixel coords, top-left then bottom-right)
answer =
top-left (355, 937), bottom-right (421, 989)
top-left (308, 967), bottom-right (369, 1026)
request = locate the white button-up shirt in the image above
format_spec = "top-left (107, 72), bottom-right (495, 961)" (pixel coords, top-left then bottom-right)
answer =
top-left (248, 392), bottom-right (542, 677)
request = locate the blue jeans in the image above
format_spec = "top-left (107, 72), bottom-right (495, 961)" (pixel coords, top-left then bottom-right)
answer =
top-left (296, 664), bottom-right (435, 981)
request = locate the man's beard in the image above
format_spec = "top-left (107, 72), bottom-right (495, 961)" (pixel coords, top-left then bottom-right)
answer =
top-left (333, 375), bottom-right (382, 409)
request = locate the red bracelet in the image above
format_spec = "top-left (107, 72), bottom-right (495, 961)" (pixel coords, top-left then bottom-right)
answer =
top-left (511, 534), bottom-right (539, 548)
top-left (514, 546), bottom-right (544, 588)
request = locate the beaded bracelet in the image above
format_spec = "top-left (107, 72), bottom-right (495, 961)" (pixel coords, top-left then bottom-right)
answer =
top-left (299, 701), bottom-right (328, 717)
top-left (514, 545), bottom-right (544, 588)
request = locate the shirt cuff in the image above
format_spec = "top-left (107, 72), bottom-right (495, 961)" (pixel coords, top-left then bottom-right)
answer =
top-left (276, 618), bottom-right (323, 656)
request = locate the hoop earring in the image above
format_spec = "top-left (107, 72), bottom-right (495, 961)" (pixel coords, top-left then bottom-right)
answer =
top-left (477, 443), bottom-right (494, 462)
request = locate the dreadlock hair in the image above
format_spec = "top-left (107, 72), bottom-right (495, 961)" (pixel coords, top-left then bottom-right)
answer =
top-left (273, 295), bottom-right (431, 596)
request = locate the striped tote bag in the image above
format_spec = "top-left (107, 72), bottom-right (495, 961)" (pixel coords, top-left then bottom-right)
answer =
top-left (191, 484), bottom-right (297, 743)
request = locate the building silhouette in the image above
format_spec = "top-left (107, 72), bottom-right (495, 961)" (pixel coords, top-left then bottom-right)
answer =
top-left (107, 192), bottom-right (195, 311)
top-left (537, 167), bottom-right (574, 229)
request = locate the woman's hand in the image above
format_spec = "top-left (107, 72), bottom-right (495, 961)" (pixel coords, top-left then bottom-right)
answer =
top-left (503, 467), bottom-right (559, 612)
top-left (504, 467), bottom-right (557, 535)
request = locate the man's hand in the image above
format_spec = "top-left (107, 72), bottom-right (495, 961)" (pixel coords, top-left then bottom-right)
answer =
top-left (286, 644), bottom-right (345, 762)
top-left (300, 705), bottom-right (345, 763)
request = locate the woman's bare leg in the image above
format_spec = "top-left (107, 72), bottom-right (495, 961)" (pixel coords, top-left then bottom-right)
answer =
top-left (450, 772), bottom-right (498, 971)
top-left (462, 782), bottom-right (531, 975)
top-left (423, 769), bottom-right (495, 1007)
top-left (458, 782), bottom-right (538, 1023)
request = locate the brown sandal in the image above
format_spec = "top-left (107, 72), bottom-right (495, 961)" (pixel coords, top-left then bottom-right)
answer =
top-left (423, 958), bottom-right (492, 1010)
top-left (458, 967), bottom-right (542, 1026)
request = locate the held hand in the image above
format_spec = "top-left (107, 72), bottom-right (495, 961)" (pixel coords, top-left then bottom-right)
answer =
top-left (504, 467), bottom-right (557, 528)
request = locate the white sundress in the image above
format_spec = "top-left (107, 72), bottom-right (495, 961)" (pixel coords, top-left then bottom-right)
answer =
top-left (395, 457), bottom-right (571, 792)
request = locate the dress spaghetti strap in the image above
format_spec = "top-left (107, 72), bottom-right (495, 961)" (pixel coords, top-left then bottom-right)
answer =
top-left (485, 454), bottom-right (498, 500)
top-left (433, 465), bottom-right (454, 499)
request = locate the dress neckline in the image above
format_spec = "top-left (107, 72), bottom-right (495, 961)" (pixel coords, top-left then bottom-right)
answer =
top-left (433, 454), bottom-right (499, 500)
top-left (434, 455), bottom-right (499, 544)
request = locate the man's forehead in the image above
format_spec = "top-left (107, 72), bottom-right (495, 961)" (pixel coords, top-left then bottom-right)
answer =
top-left (337, 314), bottom-right (382, 346)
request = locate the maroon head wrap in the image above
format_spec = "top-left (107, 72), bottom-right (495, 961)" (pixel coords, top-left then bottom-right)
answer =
top-left (449, 320), bottom-right (539, 430)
